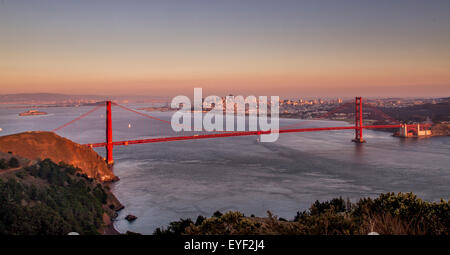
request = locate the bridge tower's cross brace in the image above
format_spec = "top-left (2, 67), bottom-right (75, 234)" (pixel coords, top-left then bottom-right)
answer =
top-left (352, 97), bottom-right (366, 143)
top-left (106, 101), bottom-right (114, 165)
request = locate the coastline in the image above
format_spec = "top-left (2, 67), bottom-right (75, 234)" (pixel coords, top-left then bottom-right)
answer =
top-left (99, 213), bottom-right (121, 235)
top-left (101, 181), bottom-right (125, 235)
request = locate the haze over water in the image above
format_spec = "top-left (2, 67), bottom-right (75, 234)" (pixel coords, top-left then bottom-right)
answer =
top-left (0, 104), bottom-right (449, 234)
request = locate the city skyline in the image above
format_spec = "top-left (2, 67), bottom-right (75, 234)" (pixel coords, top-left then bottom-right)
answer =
top-left (1, 0), bottom-right (450, 97)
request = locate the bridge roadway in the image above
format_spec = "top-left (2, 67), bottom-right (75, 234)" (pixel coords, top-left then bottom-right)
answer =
top-left (85, 124), bottom-right (402, 148)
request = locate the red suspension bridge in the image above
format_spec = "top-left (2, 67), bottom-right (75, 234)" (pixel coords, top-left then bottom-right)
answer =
top-left (51, 97), bottom-right (427, 165)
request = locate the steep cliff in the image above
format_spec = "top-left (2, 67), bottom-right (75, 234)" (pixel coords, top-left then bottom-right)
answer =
top-left (0, 131), bottom-right (117, 182)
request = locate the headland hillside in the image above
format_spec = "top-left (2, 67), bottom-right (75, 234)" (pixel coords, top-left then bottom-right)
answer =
top-left (0, 131), bottom-right (117, 182)
top-left (0, 131), bottom-right (124, 234)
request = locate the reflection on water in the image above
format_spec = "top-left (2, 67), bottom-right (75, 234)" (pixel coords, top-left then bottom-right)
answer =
top-left (1, 105), bottom-right (449, 234)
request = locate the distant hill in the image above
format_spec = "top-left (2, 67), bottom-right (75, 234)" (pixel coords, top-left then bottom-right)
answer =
top-left (0, 131), bottom-right (117, 182)
top-left (0, 93), bottom-right (171, 104)
top-left (380, 102), bottom-right (450, 123)
top-left (0, 93), bottom-right (105, 104)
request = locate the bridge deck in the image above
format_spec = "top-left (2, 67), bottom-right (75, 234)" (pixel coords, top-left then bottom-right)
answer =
top-left (86, 124), bottom-right (402, 148)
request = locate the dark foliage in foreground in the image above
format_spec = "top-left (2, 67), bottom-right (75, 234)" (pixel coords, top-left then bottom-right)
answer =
top-left (0, 159), bottom-right (107, 235)
top-left (0, 157), bottom-right (20, 169)
top-left (155, 193), bottom-right (449, 235)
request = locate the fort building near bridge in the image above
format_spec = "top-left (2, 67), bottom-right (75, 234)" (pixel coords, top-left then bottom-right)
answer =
top-left (397, 124), bottom-right (432, 138)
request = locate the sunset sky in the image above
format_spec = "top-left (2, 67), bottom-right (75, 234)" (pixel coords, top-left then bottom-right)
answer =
top-left (1, 0), bottom-right (449, 98)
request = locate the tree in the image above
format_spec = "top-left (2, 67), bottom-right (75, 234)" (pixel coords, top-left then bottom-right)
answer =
top-left (8, 157), bottom-right (19, 168)
top-left (0, 159), bottom-right (7, 169)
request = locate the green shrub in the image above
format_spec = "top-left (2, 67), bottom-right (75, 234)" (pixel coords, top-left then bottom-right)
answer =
top-left (353, 192), bottom-right (449, 234)
top-left (0, 160), bottom-right (106, 235)
top-left (8, 157), bottom-right (19, 168)
top-left (155, 193), bottom-right (449, 235)
top-left (154, 218), bottom-right (194, 235)
top-left (0, 159), bottom-right (8, 169)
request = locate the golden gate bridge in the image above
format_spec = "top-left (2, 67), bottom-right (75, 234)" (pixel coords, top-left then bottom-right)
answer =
top-left (50, 97), bottom-right (428, 165)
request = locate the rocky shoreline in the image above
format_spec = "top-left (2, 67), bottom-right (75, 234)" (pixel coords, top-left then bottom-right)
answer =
top-left (99, 180), bottom-right (125, 235)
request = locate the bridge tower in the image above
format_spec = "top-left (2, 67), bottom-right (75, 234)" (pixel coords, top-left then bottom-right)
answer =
top-left (106, 101), bottom-right (114, 165)
top-left (352, 97), bottom-right (366, 143)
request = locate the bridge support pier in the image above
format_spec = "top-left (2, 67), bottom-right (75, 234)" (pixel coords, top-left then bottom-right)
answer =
top-left (106, 101), bottom-right (114, 165)
top-left (352, 97), bottom-right (366, 143)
